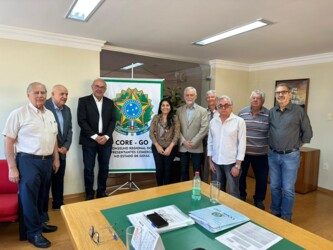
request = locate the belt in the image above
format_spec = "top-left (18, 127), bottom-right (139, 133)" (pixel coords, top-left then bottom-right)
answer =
top-left (270, 147), bottom-right (299, 154)
top-left (17, 152), bottom-right (53, 160)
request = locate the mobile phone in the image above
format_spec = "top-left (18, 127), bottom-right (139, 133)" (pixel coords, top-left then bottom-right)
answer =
top-left (146, 212), bottom-right (168, 228)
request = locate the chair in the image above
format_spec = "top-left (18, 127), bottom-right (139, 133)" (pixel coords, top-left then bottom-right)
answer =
top-left (0, 159), bottom-right (19, 222)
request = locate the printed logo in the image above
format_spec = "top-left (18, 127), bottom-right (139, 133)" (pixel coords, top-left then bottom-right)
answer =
top-left (114, 88), bottom-right (153, 135)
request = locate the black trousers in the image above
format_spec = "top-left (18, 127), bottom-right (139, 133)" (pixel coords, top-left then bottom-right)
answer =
top-left (151, 144), bottom-right (177, 186)
top-left (239, 154), bottom-right (269, 201)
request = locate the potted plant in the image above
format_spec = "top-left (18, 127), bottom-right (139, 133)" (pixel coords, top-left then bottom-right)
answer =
top-left (163, 86), bottom-right (185, 110)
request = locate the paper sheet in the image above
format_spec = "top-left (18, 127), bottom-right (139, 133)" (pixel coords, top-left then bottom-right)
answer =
top-left (215, 222), bottom-right (283, 250)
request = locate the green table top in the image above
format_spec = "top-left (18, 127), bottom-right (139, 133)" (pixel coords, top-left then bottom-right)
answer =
top-left (101, 191), bottom-right (303, 250)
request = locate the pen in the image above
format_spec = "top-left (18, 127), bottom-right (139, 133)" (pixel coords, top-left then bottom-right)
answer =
top-left (106, 226), bottom-right (118, 240)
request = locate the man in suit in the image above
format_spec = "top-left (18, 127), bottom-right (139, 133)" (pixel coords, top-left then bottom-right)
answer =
top-left (45, 84), bottom-right (72, 210)
top-left (177, 86), bottom-right (209, 181)
top-left (77, 78), bottom-right (116, 200)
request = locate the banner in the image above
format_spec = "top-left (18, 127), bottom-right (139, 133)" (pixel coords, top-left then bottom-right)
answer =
top-left (104, 78), bottom-right (163, 173)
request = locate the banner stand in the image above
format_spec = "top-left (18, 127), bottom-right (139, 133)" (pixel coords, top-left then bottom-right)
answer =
top-left (104, 74), bottom-right (162, 196)
top-left (108, 173), bottom-right (140, 196)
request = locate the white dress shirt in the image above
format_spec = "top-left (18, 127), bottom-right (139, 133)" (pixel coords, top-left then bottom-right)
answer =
top-left (207, 113), bottom-right (246, 165)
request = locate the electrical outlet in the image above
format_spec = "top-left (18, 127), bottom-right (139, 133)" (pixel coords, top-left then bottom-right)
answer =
top-left (323, 163), bottom-right (329, 170)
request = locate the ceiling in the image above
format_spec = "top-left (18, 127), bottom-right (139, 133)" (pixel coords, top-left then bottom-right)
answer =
top-left (1, 0), bottom-right (333, 65)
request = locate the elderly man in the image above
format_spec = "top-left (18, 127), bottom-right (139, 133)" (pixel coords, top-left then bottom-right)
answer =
top-left (202, 90), bottom-right (219, 182)
top-left (3, 82), bottom-right (60, 248)
top-left (177, 86), bottom-right (208, 181)
top-left (208, 95), bottom-right (246, 198)
top-left (45, 84), bottom-right (73, 210)
top-left (77, 78), bottom-right (116, 200)
top-left (269, 83), bottom-right (313, 222)
top-left (238, 90), bottom-right (269, 209)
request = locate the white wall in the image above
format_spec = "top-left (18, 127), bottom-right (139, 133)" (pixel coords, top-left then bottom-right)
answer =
top-left (0, 38), bottom-right (100, 195)
top-left (212, 62), bottom-right (333, 191)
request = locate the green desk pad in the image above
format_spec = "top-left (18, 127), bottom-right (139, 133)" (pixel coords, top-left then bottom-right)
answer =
top-left (101, 191), bottom-right (303, 250)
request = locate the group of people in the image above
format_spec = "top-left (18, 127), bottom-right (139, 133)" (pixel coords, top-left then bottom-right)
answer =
top-left (150, 84), bottom-right (313, 225)
top-left (2, 79), bottom-right (116, 248)
top-left (2, 79), bottom-right (312, 248)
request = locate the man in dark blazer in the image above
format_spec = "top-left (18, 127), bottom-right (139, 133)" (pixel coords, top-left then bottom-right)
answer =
top-left (77, 78), bottom-right (116, 200)
top-left (45, 84), bottom-right (73, 210)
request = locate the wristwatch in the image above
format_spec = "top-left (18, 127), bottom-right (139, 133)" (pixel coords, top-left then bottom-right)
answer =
top-left (235, 165), bottom-right (241, 170)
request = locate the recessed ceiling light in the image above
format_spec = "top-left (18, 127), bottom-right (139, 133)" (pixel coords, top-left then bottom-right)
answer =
top-left (193, 18), bottom-right (273, 46)
top-left (65, 0), bottom-right (105, 22)
top-left (121, 63), bottom-right (144, 70)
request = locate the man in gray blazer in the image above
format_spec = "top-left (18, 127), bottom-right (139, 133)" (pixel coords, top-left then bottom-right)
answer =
top-left (177, 86), bottom-right (209, 181)
top-left (45, 84), bottom-right (73, 210)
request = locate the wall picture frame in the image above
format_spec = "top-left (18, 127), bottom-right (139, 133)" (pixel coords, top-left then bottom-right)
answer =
top-left (275, 78), bottom-right (310, 111)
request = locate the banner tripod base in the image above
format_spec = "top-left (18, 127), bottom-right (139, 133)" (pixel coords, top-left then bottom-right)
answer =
top-left (108, 173), bottom-right (140, 196)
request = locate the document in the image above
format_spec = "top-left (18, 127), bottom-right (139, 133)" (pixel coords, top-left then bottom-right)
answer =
top-left (133, 220), bottom-right (165, 250)
top-left (127, 205), bottom-right (194, 234)
top-left (189, 204), bottom-right (249, 233)
top-left (215, 222), bottom-right (283, 250)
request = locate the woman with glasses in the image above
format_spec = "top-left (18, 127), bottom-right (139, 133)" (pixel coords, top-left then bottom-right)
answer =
top-left (149, 98), bottom-right (180, 186)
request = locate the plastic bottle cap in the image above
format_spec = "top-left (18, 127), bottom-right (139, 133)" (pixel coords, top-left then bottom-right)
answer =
top-left (195, 171), bottom-right (200, 175)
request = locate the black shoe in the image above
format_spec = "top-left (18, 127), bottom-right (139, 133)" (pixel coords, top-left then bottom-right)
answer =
top-left (240, 196), bottom-right (246, 201)
top-left (42, 223), bottom-right (58, 233)
top-left (52, 203), bottom-right (64, 210)
top-left (281, 216), bottom-right (292, 223)
top-left (254, 200), bottom-right (265, 210)
top-left (271, 212), bottom-right (281, 217)
top-left (96, 192), bottom-right (108, 198)
top-left (28, 234), bottom-right (51, 248)
top-left (86, 196), bottom-right (94, 200)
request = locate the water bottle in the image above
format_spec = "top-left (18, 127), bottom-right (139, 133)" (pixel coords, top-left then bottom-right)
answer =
top-left (192, 171), bottom-right (201, 201)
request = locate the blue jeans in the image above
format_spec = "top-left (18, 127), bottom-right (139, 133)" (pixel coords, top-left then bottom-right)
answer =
top-left (239, 154), bottom-right (269, 201)
top-left (82, 145), bottom-right (112, 198)
top-left (268, 149), bottom-right (300, 218)
top-left (212, 162), bottom-right (240, 198)
top-left (151, 145), bottom-right (177, 186)
top-left (180, 152), bottom-right (202, 181)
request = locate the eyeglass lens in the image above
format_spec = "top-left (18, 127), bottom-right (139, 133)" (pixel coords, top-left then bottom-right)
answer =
top-left (89, 226), bottom-right (100, 244)
top-left (218, 104), bottom-right (231, 109)
top-left (275, 91), bottom-right (289, 95)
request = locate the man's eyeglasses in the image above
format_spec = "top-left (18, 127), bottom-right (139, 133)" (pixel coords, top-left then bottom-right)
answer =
top-left (32, 91), bottom-right (47, 95)
top-left (275, 90), bottom-right (290, 95)
top-left (217, 104), bottom-right (231, 109)
top-left (89, 226), bottom-right (100, 244)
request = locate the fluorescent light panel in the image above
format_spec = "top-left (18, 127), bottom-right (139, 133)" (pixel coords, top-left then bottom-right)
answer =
top-left (194, 19), bottom-right (272, 46)
top-left (121, 63), bottom-right (144, 70)
top-left (65, 0), bottom-right (105, 22)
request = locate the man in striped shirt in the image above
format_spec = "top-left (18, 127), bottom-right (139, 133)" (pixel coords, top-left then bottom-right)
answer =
top-left (238, 90), bottom-right (269, 210)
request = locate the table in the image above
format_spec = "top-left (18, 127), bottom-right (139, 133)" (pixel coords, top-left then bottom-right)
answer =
top-left (61, 181), bottom-right (333, 249)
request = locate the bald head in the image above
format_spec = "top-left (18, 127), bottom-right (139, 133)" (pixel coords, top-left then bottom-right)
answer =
top-left (51, 84), bottom-right (68, 107)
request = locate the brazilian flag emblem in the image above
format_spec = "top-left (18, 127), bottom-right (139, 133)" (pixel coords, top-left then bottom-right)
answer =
top-left (114, 88), bottom-right (153, 135)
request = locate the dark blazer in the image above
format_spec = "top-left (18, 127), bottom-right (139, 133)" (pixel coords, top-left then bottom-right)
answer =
top-left (45, 98), bottom-right (73, 160)
top-left (77, 94), bottom-right (116, 147)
